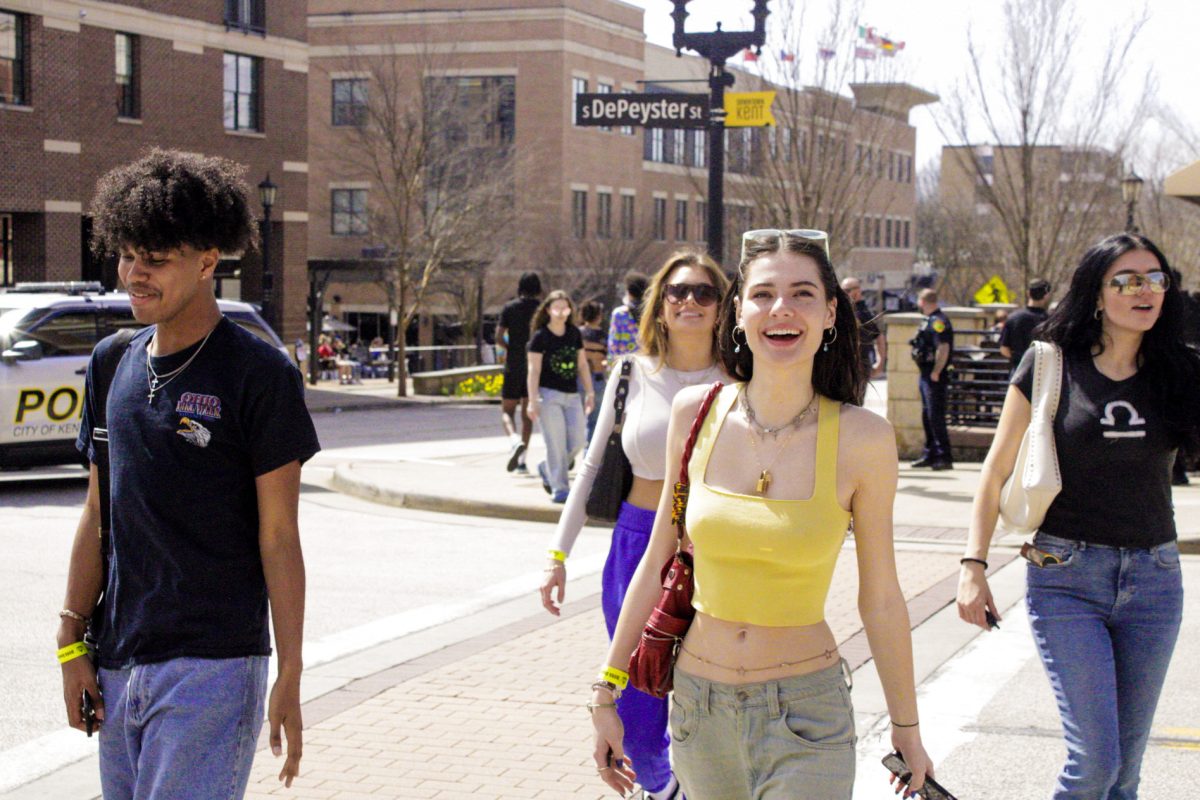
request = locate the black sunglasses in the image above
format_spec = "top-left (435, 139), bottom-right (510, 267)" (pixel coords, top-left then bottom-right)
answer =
top-left (664, 282), bottom-right (721, 307)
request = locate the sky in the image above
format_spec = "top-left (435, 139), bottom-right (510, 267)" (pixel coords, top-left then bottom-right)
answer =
top-left (624, 0), bottom-right (1200, 177)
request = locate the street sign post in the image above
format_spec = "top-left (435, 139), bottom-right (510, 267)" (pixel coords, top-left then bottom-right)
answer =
top-left (574, 93), bottom-right (708, 128)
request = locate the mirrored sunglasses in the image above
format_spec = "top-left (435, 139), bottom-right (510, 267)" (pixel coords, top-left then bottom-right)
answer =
top-left (664, 282), bottom-right (721, 307)
top-left (741, 228), bottom-right (830, 263)
top-left (1107, 271), bottom-right (1170, 296)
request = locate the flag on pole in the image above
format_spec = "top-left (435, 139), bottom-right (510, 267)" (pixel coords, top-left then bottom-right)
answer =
top-left (779, 49), bottom-right (796, 62)
top-left (817, 47), bottom-right (836, 60)
top-left (742, 48), bottom-right (758, 62)
top-left (854, 46), bottom-right (876, 60)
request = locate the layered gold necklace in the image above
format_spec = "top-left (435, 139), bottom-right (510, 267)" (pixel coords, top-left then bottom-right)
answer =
top-left (740, 386), bottom-right (817, 495)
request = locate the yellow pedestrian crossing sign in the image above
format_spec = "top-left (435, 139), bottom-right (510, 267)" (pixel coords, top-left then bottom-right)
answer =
top-left (974, 275), bottom-right (1014, 305)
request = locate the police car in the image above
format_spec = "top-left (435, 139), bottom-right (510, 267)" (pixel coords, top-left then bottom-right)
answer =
top-left (0, 282), bottom-right (285, 469)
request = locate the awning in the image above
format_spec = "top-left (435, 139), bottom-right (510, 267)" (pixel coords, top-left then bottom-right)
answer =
top-left (1165, 160), bottom-right (1200, 207)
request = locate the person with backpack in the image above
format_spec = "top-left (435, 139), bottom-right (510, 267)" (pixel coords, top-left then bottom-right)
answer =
top-left (56, 150), bottom-right (319, 799)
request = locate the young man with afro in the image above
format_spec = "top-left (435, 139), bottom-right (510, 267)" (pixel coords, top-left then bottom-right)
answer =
top-left (56, 150), bottom-right (319, 797)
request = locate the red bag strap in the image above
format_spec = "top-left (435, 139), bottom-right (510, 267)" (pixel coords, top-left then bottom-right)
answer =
top-left (671, 382), bottom-right (724, 541)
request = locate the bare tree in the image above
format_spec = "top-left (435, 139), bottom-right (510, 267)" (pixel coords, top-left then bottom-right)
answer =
top-left (934, 0), bottom-right (1151, 294)
top-left (539, 232), bottom-right (663, 310)
top-left (322, 44), bottom-right (521, 394)
top-left (914, 161), bottom-right (1000, 303)
top-left (1138, 136), bottom-right (1200, 284)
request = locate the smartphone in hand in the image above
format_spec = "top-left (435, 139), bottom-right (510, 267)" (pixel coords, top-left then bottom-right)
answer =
top-left (882, 752), bottom-right (958, 800)
top-left (81, 690), bottom-right (97, 737)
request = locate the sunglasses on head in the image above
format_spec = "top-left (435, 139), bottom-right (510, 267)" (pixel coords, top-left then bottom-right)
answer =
top-left (1107, 271), bottom-right (1170, 295)
top-left (741, 229), bottom-right (830, 263)
top-left (664, 282), bottom-right (721, 307)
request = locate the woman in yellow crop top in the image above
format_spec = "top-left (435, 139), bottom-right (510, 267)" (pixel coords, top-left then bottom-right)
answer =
top-left (589, 232), bottom-right (936, 799)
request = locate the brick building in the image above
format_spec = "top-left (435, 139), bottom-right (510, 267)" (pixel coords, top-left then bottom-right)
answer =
top-left (0, 0), bottom-right (309, 340)
top-left (307, 0), bottom-right (935, 347)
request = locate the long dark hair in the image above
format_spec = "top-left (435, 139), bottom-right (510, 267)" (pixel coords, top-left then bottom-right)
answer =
top-left (1038, 232), bottom-right (1200, 446)
top-left (531, 289), bottom-right (576, 331)
top-left (717, 236), bottom-right (865, 405)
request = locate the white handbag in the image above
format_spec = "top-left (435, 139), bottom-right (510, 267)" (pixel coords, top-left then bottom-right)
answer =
top-left (998, 341), bottom-right (1064, 533)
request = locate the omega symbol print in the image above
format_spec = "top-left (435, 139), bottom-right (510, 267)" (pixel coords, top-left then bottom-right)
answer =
top-left (1099, 400), bottom-right (1146, 439)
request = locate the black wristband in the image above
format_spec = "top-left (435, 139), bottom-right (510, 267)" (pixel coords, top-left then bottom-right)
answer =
top-left (960, 557), bottom-right (988, 570)
top-left (891, 719), bottom-right (920, 728)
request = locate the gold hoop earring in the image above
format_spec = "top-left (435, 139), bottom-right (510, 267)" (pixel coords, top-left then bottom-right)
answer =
top-left (732, 325), bottom-right (747, 354)
top-left (823, 326), bottom-right (838, 352)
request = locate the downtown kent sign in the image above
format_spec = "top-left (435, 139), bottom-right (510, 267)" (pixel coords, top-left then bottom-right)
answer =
top-left (574, 92), bottom-right (775, 129)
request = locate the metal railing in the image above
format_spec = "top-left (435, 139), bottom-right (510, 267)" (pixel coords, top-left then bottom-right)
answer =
top-left (947, 329), bottom-right (1009, 427)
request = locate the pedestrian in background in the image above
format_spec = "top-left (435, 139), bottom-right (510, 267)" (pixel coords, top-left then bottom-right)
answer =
top-left (841, 276), bottom-right (886, 379)
top-left (999, 278), bottom-right (1052, 372)
top-left (496, 272), bottom-right (542, 474)
top-left (590, 230), bottom-right (936, 800)
top-left (294, 337), bottom-right (307, 374)
top-left (542, 251), bottom-right (729, 800)
top-left (579, 299), bottom-right (608, 443)
top-left (58, 150), bottom-right (318, 798)
top-left (527, 290), bottom-right (594, 503)
top-left (910, 288), bottom-right (954, 470)
top-left (608, 271), bottom-right (649, 359)
top-left (958, 233), bottom-right (1199, 800)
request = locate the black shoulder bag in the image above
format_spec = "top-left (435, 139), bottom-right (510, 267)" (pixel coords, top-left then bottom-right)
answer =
top-left (585, 357), bottom-right (634, 523)
top-left (85, 329), bottom-right (136, 649)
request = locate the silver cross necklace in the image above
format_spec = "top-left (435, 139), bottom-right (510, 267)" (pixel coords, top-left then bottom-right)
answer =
top-left (145, 322), bottom-right (219, 404)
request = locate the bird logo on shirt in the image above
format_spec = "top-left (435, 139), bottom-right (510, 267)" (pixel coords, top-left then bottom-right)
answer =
top-left (177, 417), bottom-right (212, 448)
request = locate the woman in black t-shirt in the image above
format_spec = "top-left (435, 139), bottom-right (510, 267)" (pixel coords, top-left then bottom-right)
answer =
top-left (958, 233), bottom-right (1200, 799)
top-left (527, 290), bottom-right (594, 502)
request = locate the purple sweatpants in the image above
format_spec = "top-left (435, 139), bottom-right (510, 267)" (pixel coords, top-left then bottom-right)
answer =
top-left (602, 501), bottom-right (673, 794)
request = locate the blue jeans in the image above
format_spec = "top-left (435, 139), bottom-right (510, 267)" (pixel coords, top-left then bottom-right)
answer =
top-left (538, 387), bottom-right (586, 494)
top-left (1026, 533), bottom-right (1183, 800)
top-left (585, 372), bottom-right (606, 444)
top-left (601, 502), bottom-right (673, 794)
top-left (98, 656), bottom-right (269, 800)
top-left (918, 371), bottom-right (951, 461)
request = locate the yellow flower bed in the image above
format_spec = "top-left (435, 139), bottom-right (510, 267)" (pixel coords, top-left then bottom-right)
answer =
top-left (454, 372), bottom-right (504, 397)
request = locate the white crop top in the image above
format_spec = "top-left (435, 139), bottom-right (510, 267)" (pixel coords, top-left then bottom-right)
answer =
top-left (549, 355), bottom-right (724, 556)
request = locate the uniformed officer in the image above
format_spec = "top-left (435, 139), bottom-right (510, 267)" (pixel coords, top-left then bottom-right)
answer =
top-left (911, 288), bottom-right (953, 470)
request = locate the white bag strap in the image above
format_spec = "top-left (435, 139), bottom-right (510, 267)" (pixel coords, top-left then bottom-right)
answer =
top-left (1026, 341), bottom-right (1063, 485)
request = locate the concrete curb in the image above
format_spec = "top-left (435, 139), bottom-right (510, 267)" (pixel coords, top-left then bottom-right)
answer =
top-left (330, 462), bottom-right (570, 525)
top-left (305, 395), bottom-right (500, 414)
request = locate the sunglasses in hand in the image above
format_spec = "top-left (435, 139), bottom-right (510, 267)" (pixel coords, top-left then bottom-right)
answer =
top-left (1107, 271), bottom-right (1170, 295)
top-left (664, 282), bottom-right (721, 307)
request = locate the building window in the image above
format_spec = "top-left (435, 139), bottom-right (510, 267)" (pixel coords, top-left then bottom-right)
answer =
top-left (653, 198), bottom-right (667, 241)
top-left (873, 217), bottom-right (881, 247)
top-left (888, 152), bottom-right (895, 181)
top-left (572, 77), bottom-right (587, 126)
top-left (331, 189), bottom-right (368, 236)
top-left (597, 83), bottom-right (612, 132)
top-left (692, 130), bottom-right (706, 168)
top-left (572, 190), bottom-right (587, 238)
top-left (224, 0), bottom-right (265, 35)
top-left (332, 79), bottom-right (368, 127)
top-left (620, 89), bottom-right (635, 136)
top-left (597, 191), bottom-right (612, 239)
top-left (647, 128), bottom-right (664, 162)
top-left (430, 75), bottom-right (516, 148)
top-left (620, 195), bottom-right (635, 239)
top-left (885, 218), bottom-right (893, 248)
top-left (672, 129), bottom-right (686, 165)
top-left (675, 199), bottom-right (687, 241)
top-left (115, 33), bottom-right (139, 119)
top-left (695, 201), bottom-right (706, 241)
top-left (0, 11), bottom-right (29, 106)
top-left (223, 53), bottom-right (261, 131)
top-left (903, 219), bottom-right (911, 248)
top-left (0, 213), bottom-right (12, 286)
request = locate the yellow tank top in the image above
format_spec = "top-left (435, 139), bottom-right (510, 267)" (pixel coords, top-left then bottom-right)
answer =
top-left (687, 385), bottom-right (851, 627)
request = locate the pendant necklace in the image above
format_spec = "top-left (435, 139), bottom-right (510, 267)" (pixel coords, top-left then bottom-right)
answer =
top-left (742, 387), bottom-right (816, 495)
top-left (145, 322), bottom-right (219, 404)
top-left (740, 386), bottom-right (817, 438)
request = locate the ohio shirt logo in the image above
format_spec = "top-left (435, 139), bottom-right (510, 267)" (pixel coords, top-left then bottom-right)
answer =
top-left (175, 392), bottom-right (222, 420)
top-left (177, 417), bottom-right (212, 448)
top-left (1100, 400), bottom-right (1146, 439)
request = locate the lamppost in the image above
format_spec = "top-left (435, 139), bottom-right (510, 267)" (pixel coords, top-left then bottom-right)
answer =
top-left (670, 1), bottom-right (769, 263)
top-left (257, 173), bottom-right (278, 332)
top-left (1121, 168), bottom-right (1143, 234)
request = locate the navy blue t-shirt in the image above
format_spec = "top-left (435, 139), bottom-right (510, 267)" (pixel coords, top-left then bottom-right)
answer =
top-left (77, 317), bottom-right (320, 668)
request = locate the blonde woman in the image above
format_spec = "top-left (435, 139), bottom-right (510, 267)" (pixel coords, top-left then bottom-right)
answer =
top-left (542, 252), bottom-right (729, 800)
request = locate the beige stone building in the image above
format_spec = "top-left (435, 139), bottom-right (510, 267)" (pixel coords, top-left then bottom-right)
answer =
top-left (306, 0), bottom-right (935, 347)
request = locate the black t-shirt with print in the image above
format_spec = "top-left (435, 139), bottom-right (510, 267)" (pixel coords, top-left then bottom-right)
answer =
top-left (77, 318), bottom-right (321, 668)
top-left (528, 325), bottom-right (582, 393)
top-left (1012, 347), bottom-right (1176, 548)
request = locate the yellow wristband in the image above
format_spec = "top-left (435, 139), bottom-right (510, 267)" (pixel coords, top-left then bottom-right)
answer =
top-left (600, 666), bottom-right (629, 690)
top-left (548, 549), bottom-right (567, 563)
top-left (56, 642), bottom-right (90, 665)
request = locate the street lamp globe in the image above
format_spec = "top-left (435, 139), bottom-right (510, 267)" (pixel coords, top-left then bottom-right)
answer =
top-left (258, 173), bottom-right (278, 210)
top-left (1120, 169), bottom-right (1143, 206)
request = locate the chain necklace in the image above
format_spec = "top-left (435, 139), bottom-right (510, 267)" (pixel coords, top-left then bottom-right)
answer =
top-left (664, 360), bottom-right (720, 388)
top-left (742, 387), bottom-right (816, 495)
top-left (740, 386), bottom-right (817, 438)
top-left (680, 642), bottom-right (837, 678)
top-left (145, 322), bottom-right (219, 405)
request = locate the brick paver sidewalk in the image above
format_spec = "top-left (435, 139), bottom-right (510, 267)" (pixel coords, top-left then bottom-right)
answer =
top-left (242, 549), bottom-right (972, 799)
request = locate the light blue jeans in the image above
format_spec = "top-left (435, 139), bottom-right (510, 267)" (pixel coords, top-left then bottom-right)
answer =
top-left (98, 656), bottom-right (269, 800)
top-left (1026, 533), bottom-right (1183, 800)
top-left (538, 387), bottom-right (586, 494)
top-left (670, 660), bottom-right (856, 799)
